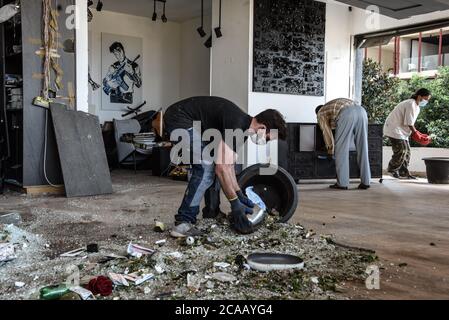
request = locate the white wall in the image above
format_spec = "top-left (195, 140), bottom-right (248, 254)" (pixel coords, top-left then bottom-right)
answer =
top-left (88, 10), bottom-right (181, 123)
top-left (75, 0), bottom-right (89, 113)
top-left (383, 147), bottom-right (449, 174)
top-left (210, 0), bottom-right (250, 111)
top-left (180, 16), bottom-right (212, 99)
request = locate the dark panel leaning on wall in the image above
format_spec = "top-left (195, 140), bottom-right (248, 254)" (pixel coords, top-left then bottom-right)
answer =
top-left (22, 0), bottom-right (76, 186)
top-left (253, 0), bottom-right (326, 96)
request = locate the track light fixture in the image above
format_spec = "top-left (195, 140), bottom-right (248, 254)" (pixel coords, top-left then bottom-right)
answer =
top-left (197, 0), bottom-right (206, 38)
top-left (161, 1), bottom-right (167, 23)
top-left (88, 0), bottom-right (94, 7)
top-left (151, 0), bottom-right (168, 23)
top-left (152, 0), bottom-right (157, 21)
top-left (96, 0), bottom-right (103, 12)
top-left (214, 0), bottom-right (222, 38)
top-left (204, 34), bottom-right (212, 48)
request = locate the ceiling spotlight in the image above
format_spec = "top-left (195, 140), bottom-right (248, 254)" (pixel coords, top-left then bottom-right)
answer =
top-left (96, 0), bottom-right (103, 12)
top-left (214, 0), bottom-right (222, 38)
top-left (197, 26), bottom-right (206, 38)
top-left (197, 0), bottom-right (206, 38)
top-left (152, 0), bottom-right (157, 21)
top-left (161, 1), bottom-right (167, 23)
top-left (204, 35), bottom-right (212, 48)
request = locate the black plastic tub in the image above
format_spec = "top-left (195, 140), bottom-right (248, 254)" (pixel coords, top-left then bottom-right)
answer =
top-left (423, 157), bottom-right (449, 184)
top-left (238, 164), bottom-right (298, 223)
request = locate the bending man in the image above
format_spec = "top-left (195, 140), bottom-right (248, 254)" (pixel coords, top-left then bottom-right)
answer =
top-left (164, 96), bottom-right (287, 237)
top-left (316, 98), bottom-right (371, 190)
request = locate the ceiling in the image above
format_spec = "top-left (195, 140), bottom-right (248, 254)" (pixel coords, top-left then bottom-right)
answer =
top-left (99, 0), bottom-right (212, 22)
top-left (335, 0), bottom-right (449, 19)
top-left (96, 0), bottom-right (449, 22)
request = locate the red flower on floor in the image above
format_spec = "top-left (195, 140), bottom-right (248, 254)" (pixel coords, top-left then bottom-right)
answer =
top-left (87, 276), bottom-right (113, 296)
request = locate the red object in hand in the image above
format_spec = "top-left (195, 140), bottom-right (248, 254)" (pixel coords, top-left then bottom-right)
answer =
top-left (87, 276), bottom-right (113, 296)
top-left (412, 131), bottom-right (432, 146)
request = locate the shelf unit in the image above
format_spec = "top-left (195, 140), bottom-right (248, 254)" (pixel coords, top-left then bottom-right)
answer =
top-left (1, 0), bottom-right (23, 187)
top-left (1, 0), bottom-right (76, 189)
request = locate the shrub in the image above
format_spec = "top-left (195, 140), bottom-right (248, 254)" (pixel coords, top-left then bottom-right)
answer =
top-left (362, 59), bottom-right (400, 125)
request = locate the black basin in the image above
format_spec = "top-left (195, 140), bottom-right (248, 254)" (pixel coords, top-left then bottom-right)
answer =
top-left (238, 164), bottom-right (299, 223)
top-left (423, 157), bottom-right (449, 184)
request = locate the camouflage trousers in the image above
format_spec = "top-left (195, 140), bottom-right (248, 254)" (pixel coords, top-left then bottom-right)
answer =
top-left (387, 137), bottom-right (411, 174)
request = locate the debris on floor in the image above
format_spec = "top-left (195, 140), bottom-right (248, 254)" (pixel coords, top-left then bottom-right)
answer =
top-left (0, 212), bottom-right (22, 226)
top-left (0, 243), bottom-right (16, 264)
top-left (153, 221), bottom-right (166, 233)
top-left (0, 215), bottom-right (377, 300)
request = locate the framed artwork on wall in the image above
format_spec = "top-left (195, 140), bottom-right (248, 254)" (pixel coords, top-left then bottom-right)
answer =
top-left (101, 33), bottom-right (143, 111)
top-left (253, 0), bottom-right (326, 96)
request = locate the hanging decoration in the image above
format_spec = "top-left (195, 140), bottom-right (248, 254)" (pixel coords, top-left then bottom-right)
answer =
top-left (33, 0), bottom-right (64, 108)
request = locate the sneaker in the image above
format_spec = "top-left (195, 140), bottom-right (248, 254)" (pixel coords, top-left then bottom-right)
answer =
top-left (406, 174), bottom-right (418, 180)
top-left (329, 183), bottom-right (348, 190)
top-left (358, 183), bottom-right (371, 190)
top-left (170, 222), bottom-right (203, 238)
top-left (389, 171), bottom-right (400, 179)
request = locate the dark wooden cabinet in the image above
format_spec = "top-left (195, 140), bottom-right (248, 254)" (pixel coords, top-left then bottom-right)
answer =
top-left (286, 123), bottom-right (383, 181)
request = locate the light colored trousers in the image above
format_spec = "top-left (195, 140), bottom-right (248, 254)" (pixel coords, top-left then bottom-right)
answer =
top-left (335, 105), bottom-right (371, 187)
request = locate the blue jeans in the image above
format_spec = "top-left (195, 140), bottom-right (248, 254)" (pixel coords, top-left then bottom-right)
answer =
top-left (175, 129), bottom-right (218, 224)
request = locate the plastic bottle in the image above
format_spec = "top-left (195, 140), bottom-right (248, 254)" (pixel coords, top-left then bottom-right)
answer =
top-left (39, 284), bottom-right (70, 300)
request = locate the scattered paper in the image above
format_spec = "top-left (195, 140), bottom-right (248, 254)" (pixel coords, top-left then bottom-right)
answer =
top-left (108, 273), bottom-right (129, 287)
top-left (167, 251), bottom-right (183, 259)
top-left (127, 243), bottom-right (155, 258)
top-left (135, 274), bottom-right (154, 285)
top-left (155, 239), bottom-right (166, 246)
top-left (155, 265), bottom-right (165, 274)
top-left (187, 273), bottom-right (201, 292)
top-left (123, 272), bottom-right (154, 285)
top-left (70, 286), bottom-right (95, 300)
top-left (213, 262), bottom-right (231, 269)
top-left (212, 272), bottom-right (237, 283)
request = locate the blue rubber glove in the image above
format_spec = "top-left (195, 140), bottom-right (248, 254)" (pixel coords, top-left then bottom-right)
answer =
top-left (237, 190), bottom-right (254, 215)
top-left (229, 198), bottom-right (254, 235)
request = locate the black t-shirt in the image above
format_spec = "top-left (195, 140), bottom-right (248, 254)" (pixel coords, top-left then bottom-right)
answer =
top-left (164, 96), bottom-right (252, 150)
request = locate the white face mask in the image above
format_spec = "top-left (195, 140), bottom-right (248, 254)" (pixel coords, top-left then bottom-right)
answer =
top-left (250, 131), bottom-right (267, 145)
top-left (419, 99), bottom-right (429, 108)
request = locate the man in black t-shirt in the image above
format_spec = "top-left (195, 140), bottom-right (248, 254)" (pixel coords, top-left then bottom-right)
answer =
top-left (163, 96), bottom-right (287, 236)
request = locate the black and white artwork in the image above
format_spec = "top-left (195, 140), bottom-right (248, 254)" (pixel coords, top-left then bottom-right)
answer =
top-left (101, 33), bottom-right (143, 110)
top-left (253, 0), bottom-right (326, 96)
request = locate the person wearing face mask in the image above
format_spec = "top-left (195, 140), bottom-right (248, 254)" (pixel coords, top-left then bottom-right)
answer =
top-left (316, 98), bottom-right (371, 190)
top-left (163, 96), bottom-right (287, 237)
top-left (384, 88), bottom-right (431, 179)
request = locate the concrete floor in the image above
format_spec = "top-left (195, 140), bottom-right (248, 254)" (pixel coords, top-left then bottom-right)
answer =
top-left (1, 171), bottom-right (448, 299)
top-left (298, 177), bottom-right (449, 299)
